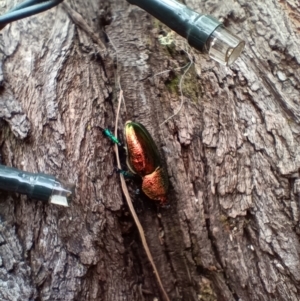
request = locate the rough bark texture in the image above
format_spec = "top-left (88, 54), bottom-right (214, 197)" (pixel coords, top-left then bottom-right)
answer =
top-left (1, 0), bottom-right (300, 300)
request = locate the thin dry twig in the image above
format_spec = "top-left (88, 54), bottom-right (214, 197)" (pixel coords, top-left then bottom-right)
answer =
top-left (114, 91), bottom-right (170, 301)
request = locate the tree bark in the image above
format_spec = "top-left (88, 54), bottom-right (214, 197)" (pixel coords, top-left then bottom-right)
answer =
top-left (1, 0), bottom-right (300, 300)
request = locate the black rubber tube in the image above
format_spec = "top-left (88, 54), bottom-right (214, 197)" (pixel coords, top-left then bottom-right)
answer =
top-left (126, 0), bottom-right (221, 52)
top-left (0, 164), bottom-right (57, 202)
top-left (0, 0), bottom-right (63, 27)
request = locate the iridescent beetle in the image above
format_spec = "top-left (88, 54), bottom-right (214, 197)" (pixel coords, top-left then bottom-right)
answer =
top-left (103, 121), bottom-right (169, 204)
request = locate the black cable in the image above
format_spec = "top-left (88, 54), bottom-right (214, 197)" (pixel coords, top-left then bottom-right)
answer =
top-left (127, 0), bottom-right (245, 65)
top-left (0, 164), bottom-right (72, 206)
top-left (127, 0), bottom-right (220, 52)
top-left (0, 0), bottom-right (63, 29)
